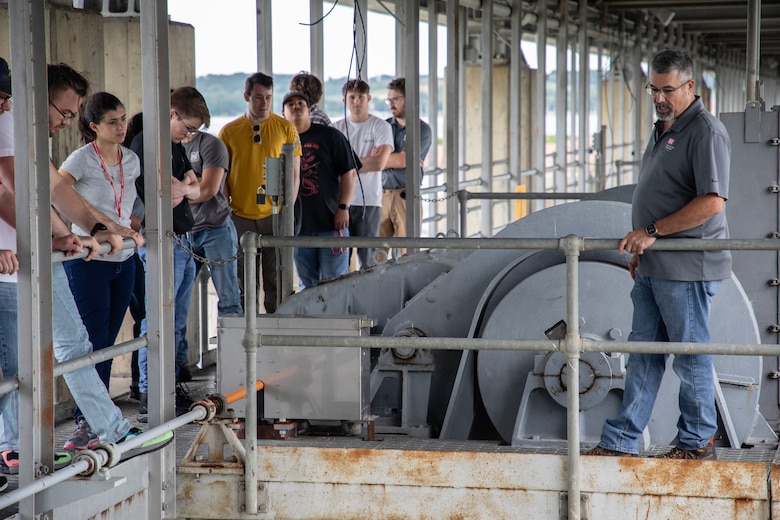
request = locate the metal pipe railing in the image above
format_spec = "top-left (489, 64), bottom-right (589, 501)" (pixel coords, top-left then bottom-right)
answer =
top-left (244, 231), bottom-right (780, 520)
top-left (240, 232), bottom-right (260, 515)
top-left (53, 337), bottom-right (147, 378)
top-left (0, 404), bottom-right (207, 511)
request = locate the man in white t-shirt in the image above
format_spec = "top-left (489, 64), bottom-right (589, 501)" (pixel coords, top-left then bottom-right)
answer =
top-left (333, 79), bottom-right (393, 269)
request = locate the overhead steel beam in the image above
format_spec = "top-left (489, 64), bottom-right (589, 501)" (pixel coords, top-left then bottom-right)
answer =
top-left (459, 0), bottom-right (511, 18)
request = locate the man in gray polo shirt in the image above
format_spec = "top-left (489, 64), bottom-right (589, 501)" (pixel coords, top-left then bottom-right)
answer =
top-left (586, 49), bottom-right (730, 460)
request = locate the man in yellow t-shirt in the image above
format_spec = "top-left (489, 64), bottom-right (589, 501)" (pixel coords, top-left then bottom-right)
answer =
top-left (219, 72), bottom-right (301, 313)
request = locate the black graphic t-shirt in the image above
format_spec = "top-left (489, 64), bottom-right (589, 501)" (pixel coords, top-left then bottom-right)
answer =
top-left (297, 123), bottom-right (360, 234)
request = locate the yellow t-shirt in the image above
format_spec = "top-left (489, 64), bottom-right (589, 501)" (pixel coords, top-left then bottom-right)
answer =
top-left (219, 113), bottom-right (302, 220)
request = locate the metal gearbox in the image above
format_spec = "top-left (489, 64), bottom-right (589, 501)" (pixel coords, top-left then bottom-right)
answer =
top-left (217, 315), bottom-right (372, 422)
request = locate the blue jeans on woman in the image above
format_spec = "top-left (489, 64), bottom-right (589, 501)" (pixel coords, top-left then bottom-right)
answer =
top-left (294, 228), bottom-right (350, 290)
top-left (64, 256), bottom-right (135, 421)
top-left (138, 239), bottom-right (196, 393)
top-left (598, 275), bottom-right (722, 454)
top-left (190, 219), bottom-right (242, 315)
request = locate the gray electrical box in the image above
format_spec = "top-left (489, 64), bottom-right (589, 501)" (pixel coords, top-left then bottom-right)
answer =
top-left (217, 315), bottom-right (373, 421)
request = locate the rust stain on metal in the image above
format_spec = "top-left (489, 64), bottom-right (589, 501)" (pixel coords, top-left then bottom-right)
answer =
top-left (733, 497), bottom-right (757, 516)
top-left (183, 479), bottom-right (231, 502)
top-left (42, 341), bottom-right (55, 419)
top-left (613, 458), bottom-right (765, 499)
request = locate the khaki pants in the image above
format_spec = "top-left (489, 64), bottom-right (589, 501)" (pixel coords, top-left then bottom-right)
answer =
top-left (380, 188), bottom-right (422, 258)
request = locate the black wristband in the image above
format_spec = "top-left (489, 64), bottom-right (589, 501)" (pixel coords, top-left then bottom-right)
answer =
top-left (338, 203), bottom-right (349, 210)
top-left (90, 222), bottom-right (108, 236)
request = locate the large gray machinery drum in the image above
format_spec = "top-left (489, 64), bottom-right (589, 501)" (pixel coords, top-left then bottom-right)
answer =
top-left (472, 201), bottom-right (765, 449)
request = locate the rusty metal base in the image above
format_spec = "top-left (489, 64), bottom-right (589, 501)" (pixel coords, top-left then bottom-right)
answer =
top-left (176, 436), bottom-right (778, 519)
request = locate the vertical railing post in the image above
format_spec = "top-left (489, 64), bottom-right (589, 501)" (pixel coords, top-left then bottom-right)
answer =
top-left (561, 234), bottom-right (583, 520)
top-left (280, 143), bottom-right (295, 306)
top-left (241, 232), bottom-right (259, 514)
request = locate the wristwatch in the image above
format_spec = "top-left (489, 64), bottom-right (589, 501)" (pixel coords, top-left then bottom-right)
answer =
top-left (645, 222), bottom-right (660, 238)
top-left (338, 204), bottom-right (349, 210)
top-left (90, 222), bottom-right (108, 236)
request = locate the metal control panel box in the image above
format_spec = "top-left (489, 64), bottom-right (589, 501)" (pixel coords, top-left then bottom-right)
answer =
top-left (217, 315), bottom-right (372, 421)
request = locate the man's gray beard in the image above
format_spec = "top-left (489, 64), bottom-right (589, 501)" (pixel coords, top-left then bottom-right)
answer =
top-left (655, 107), bottom-right (674, 121)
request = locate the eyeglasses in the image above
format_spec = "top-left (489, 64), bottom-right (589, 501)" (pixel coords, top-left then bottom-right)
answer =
top-left (174, 111), bottom-right (200, 136)
top-left (49, 99), bottom-right (77, 121)
top-left (0, 95), bottom-right (10, 104)
top-left (252, 124), bottom-right (262, 144)
top-left (384, 96), bottom-right (404, 106)
top-left (645, 82), bottom-right (689, 98)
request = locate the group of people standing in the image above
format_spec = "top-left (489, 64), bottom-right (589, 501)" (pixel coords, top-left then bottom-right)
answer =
top-left (219, 71), bottom-right (433, 297)
top-left (0, 46), bottom-right (738, 498)
top-left (0, 59), bottom-right (435, 487)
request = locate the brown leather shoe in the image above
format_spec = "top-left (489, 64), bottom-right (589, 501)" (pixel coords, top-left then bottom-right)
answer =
top-left (581, 445), bottom-right (637, 457)
top-left (653, 444), bottom-right (716, 460)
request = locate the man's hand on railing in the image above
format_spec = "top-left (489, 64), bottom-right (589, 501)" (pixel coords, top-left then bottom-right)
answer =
top-left (52, 233), bottom-right (85, 258)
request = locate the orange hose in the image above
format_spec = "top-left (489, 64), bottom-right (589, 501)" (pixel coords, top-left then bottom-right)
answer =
top-left (225, 380), bottom-right (265, 404)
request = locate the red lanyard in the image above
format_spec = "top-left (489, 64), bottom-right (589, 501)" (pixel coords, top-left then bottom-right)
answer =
top-left (92, 141), bottom-right (125, 219)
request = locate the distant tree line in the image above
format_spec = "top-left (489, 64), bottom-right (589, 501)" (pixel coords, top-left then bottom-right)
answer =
top-left (195, 72), bottom-right (443, 118)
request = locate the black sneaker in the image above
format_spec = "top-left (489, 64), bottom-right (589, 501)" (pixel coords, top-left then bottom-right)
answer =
top-left (177, 365), bottom-right (193, 383)
top-left (116, 427), bottom-right (174, 461)
top-left (654, 444), bottom-right (716, 460)
top-left (0, 475), bottom-right (6, 492)
top-left (137, 392), bottom-right (148, 424)
top-left (128, 385), bottom-right (141, 402)
top-left (63, 418), bottom-right (99, 451)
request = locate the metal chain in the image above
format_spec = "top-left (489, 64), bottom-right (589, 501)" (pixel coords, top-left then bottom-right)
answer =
top-left (168, 232), bottom-right (238, 266)
top-left (413, 191), bottom-right (460, 203)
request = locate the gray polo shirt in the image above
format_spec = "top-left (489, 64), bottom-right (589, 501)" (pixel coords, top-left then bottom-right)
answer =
top-left (183, 132), bottom-right (232, 232)
top-left (382, 117), bottom-right (432, 190)
top-left (632, 96), bottom-right (731, 281)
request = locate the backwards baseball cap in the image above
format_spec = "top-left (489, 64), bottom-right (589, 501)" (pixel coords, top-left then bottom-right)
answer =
top-left (0, 58), bottom-right (10, 96)
top-left (281, 90), bottom-right (309, 108)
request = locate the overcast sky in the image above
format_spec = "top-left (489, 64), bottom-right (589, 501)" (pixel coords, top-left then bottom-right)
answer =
top-left (167, 0), bottom-right (445, 79)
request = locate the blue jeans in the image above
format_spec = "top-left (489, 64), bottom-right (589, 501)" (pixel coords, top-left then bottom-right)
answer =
top-left (52, 263), bottom-right (132, 442)
top-left (348, 205), bottom-right (381, 269)
top-left (599, 275), bottom-right (722, 453)
top-left (139, 239), bottom-right (196, 392)
top-left (64, 257), bottom-right (135, 421)
top-left (294, 229), bottom-right (350, 290)
top-left (190, 219), bottom-right (242, 315)
top-left (0, 282), bottom-right (19, 450)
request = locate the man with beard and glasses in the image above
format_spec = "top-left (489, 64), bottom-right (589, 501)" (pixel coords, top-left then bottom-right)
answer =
top-left (584, 49), bottom-right (731, 460)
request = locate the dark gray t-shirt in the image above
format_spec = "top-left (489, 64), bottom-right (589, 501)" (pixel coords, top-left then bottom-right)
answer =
top-left (182, 132), bottom-right (231, 232)
top-left (633, 96), bottom-right (731, 281)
